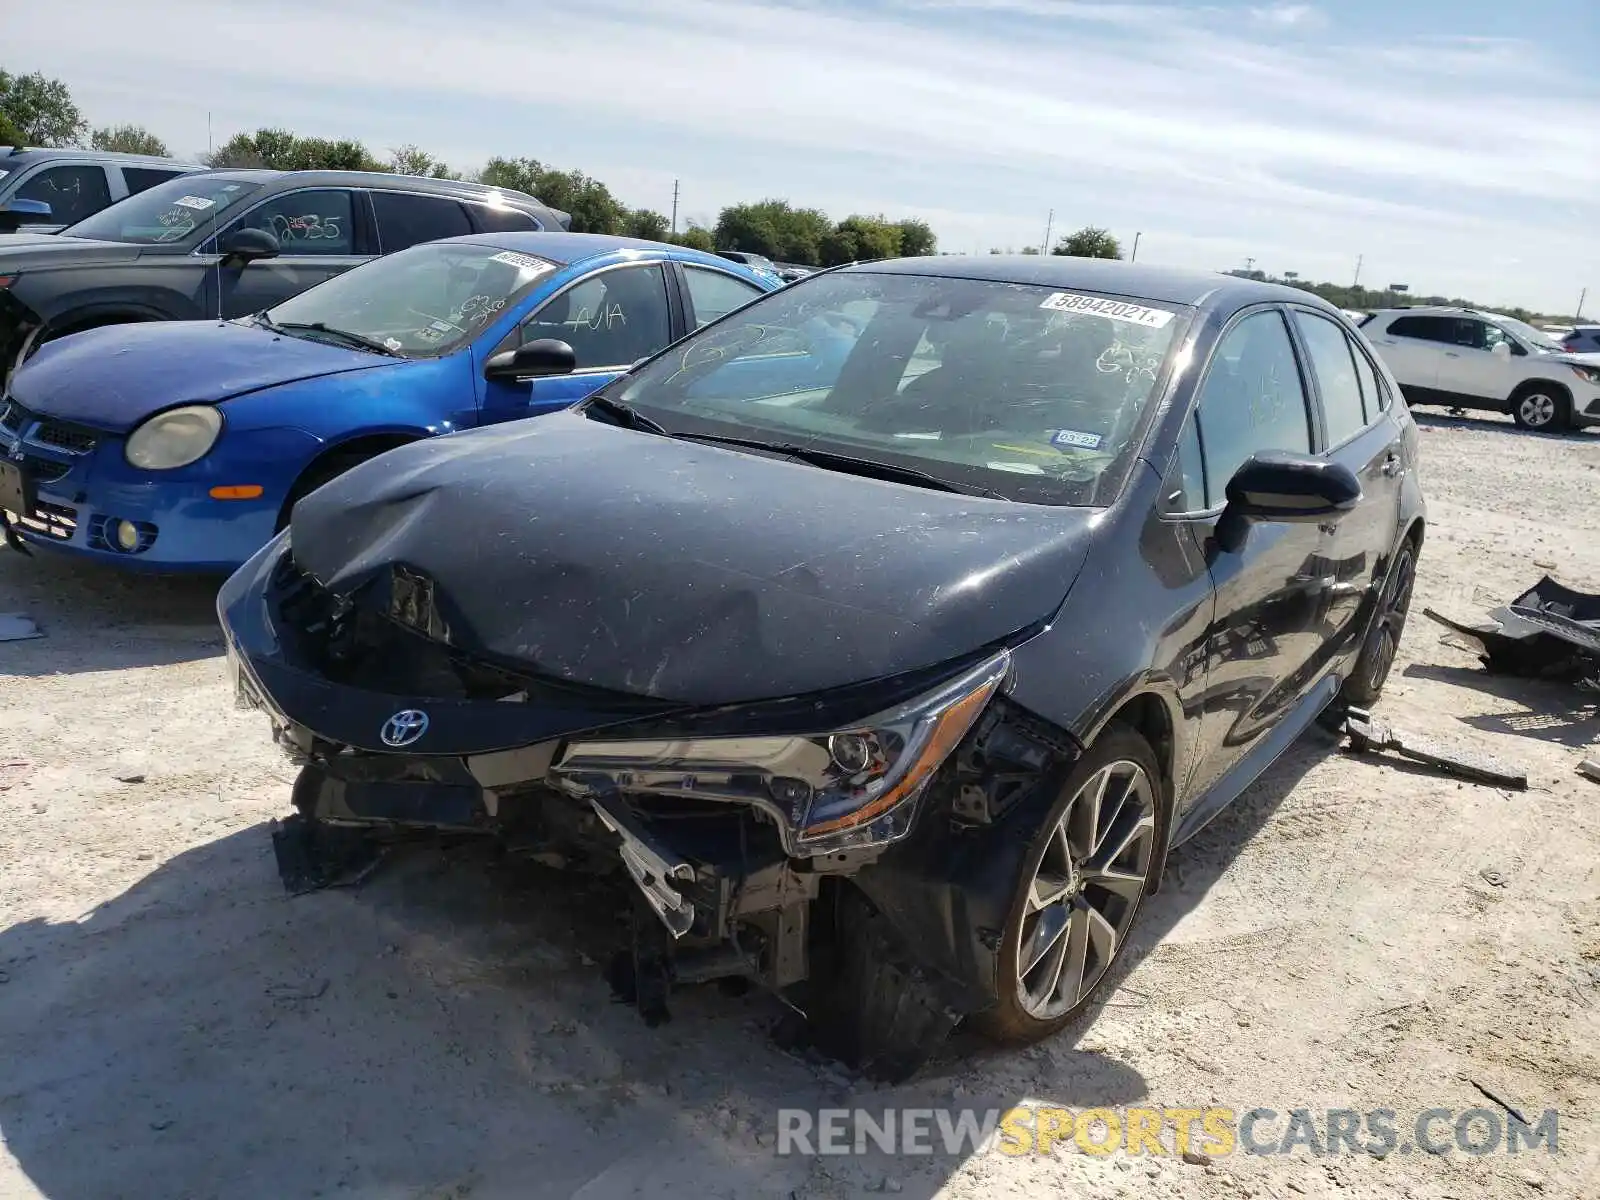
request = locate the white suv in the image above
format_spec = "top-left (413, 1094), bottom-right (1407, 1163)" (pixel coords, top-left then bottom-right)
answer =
top-left (1360, 306), bottom-right (1600, 432)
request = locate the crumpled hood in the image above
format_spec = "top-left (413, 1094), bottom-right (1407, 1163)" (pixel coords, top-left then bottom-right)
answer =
top-left (12, 320), bottom-right (399, 433)
top-left (288, 410), bottom-right (1099, 705)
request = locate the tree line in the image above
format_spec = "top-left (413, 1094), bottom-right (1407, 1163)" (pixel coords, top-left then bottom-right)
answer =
top-left (0, 67), bottom-right (1575, 319)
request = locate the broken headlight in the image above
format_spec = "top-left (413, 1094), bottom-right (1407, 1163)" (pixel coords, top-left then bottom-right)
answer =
top-left (551, 651), bottom-right (1010, 855)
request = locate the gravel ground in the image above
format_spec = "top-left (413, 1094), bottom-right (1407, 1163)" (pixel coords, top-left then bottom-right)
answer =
top-left (2, 410), bottom-right (1598, 1200)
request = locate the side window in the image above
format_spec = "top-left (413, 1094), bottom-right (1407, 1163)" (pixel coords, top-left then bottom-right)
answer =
top-left (468, 203), bottom-right (541, 233)
top-left (1481, 324), bottom-right (1514, 352)
top-left (1387, 315), bottom-right (1454, 343)
top-left (1454, 319), bottom-right (1488, 349)
top-left (234, 189), bottom-right (355, 254)
top-left (1170, 409), bottom-right (1207, 510)
top-left (15, 165), bottom-right (112, 224)
top-left (1293, 311), bottom-right (1369, 445)
top-left (1349, 341), bottom-right (1388, 416)
top-left (122, 167), bottom-right (188, 196)
top-left (1194, 310), bottom-right (1313, 500)
top-left (371, 191), bottom-right (472, 252)
top-left (519, 265), bottom-right (672, 369)
top-left (683, 265), bottom-right (765, 327)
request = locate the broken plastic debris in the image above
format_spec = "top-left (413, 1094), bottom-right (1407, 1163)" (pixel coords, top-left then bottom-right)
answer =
top-left (0, 613), bottom-right (42, 642)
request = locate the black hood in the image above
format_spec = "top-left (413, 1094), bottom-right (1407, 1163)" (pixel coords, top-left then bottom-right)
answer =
top-left (0, 233), bottom-right (144, 268)
top-left (287, 411), bottom-right (1099, 706)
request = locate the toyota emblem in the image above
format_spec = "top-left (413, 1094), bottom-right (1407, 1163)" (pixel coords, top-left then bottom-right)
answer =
top-left (380, 709), bottom-right (429, 748)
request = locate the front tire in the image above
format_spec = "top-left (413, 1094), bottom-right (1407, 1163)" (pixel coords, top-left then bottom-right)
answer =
top-left (1510, 386), bottom-right (1571, 432)
top-left (971, 723), bottom-right (1163, 1047)
top-left (1338, 538), bottom-right (1418, 707)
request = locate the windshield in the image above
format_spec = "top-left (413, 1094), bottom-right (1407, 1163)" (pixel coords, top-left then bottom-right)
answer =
top-left (1493, 315), bottom-right (1562, 353)
top-left (610, 270), bottom-right (1190, 506)
top-left (62, 175), bottom-right (263, 244)
top-left (264, 240), bottom-right (562, 358)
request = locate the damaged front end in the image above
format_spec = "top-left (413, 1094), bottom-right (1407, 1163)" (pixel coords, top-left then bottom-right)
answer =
top-left (221, 533), bottom-right (1079, 1079)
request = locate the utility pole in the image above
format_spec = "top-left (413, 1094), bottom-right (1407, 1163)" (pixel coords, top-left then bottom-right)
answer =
top-left (1577, 287), bottom-right (1587, 320)
top-left (669, 179), bottom-right (680, 236)
top-left (207, 111), bottom-right (213, 158)
top-left (1131, 232), bottom-right (1141, 262)
top-left (1352, 254), bottom-right (1364, 289)
top-left (1041, 209), bottom-right (1054, 256)
top-left (1244, 256), bottom-right (1256, 273)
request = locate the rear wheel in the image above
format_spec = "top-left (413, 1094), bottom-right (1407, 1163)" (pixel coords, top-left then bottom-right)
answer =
top-left (1338, 538), bottom-right (1417, 708)
top-left (971, 724), bottom-right (1163, 1046)
top-left (1510, 386), bottom-right (1571, 432)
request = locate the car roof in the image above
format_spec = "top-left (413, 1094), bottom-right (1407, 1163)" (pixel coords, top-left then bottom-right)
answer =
top-left (1, 147), bottom-right (206, 168)
top-left (421, 231), bottom-right (766, 272)
top-left (183, 167), bottom-right (554, 207)
top-left (848, 255), bottom-right (1339, 313)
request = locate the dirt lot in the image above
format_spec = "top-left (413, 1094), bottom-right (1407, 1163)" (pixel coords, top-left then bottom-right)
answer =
top-left (2, 411), bottom-right (1598, 1200)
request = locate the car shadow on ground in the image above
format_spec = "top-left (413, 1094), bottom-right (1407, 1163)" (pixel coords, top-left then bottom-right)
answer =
top-left (1401, 662), bottom-right (1597, 749)
top-left (1409, 410), bottom-right (1600, 441)
top-left (0, 813), bottom-right (1156, 1200)
top-left (0, 547), bottom-right (226, 677)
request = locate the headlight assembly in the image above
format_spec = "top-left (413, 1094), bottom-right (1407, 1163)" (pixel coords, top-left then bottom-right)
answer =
top-left (552, 651), bottom-right (1011, 854)
top-left (125, 404), bottom-right (223, 470)
top-left (1568, 364), bottom-right (1600, 386)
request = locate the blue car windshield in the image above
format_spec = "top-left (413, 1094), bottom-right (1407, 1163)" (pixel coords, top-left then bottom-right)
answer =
top-left (611, 270), bottom-right (1190, 506)
top-left (263, 240), bottom-right (562, 359)
top-left (62, 175), bottom-right (264, 244)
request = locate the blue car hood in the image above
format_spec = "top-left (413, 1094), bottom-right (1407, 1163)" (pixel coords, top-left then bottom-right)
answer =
top-left (12, 320), bottom-right (398, 434)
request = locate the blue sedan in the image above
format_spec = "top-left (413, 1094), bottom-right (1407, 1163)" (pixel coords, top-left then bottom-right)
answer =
top-left (0, 233), bottom-right (777, 571)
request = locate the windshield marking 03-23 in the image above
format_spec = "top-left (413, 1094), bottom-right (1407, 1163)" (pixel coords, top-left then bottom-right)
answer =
top-left (611, 271), bottom-right (1188, 506)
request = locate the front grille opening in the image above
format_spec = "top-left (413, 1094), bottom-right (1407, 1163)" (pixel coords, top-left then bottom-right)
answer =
top-left (35, 423), bottom-right (97, 454)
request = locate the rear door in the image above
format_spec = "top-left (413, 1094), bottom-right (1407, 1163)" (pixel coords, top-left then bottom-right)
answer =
top-left (1288, 307), bottom-right (1405, 656)
top-left (368, 190), bottom-right (473, 253)
top-left (1434, 317), bottom-right (1518, 405)
top-left (675, 262), bottom-right (769, 329)
top-left (1184, 306), bottom-right (1340, 805)
top-left (1365, 314), bottom-right (1450, 397)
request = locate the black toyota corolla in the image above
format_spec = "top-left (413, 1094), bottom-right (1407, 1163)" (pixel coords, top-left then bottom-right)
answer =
top-left (219, 256), bottom-right (1424, 1079)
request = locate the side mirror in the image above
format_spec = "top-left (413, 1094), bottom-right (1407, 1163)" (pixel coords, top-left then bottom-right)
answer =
top-left (484, 338), bottom-right (577, 381)
top-left (1215, 452), bottom-right (1362, 553)
top-left (218, 227), bottom-right (280, 263)
top-left (1491, 341), bottom-right (1512, 361)
top-left (0, 197), bottom-right (54, 232)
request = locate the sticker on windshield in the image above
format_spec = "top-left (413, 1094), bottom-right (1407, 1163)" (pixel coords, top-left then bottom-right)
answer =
top-left (986, 461), bottom-right (1047, 475)
top-left (1050, 428), bottom-right (1104, 451)
top-left (489, 250), bottom-right (556, 274)
top-left (1038, 292), bottom-right (1175, 329)
top-left (384, 337), bottom-right (404, 352)
top-left (893, 431), bottom-right (942, 440)
top-left (172, 195), bottom-right (216, 211)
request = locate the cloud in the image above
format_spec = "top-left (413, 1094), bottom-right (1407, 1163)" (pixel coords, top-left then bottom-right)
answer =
top-left (8, 0), bottom-right (1598, 310)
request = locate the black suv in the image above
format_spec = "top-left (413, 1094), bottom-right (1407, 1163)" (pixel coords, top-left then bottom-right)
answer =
top-left (0, 169), bottom-right (571, 380)
top-left (0, 147), bottom-right (206, 234)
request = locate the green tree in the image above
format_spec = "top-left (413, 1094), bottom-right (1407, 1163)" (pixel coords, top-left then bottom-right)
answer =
top-left (895, 217), bottom-right (937, 258)
top-left (478, 157), bottom-right (624, 232)
top-left (834, 214), bottom-right (901, 261)
top-left (0, 70), bottom-right (87, 146)
top-left (389, 143), bottom-right (455, 178)
top-left (623, 208), bottom-right (670, 241)
top-left (819, 226), bottom-right (861, 266)
top-left (714, 202), bottom-right (785, 259)
top-left (671, 224), bottom-right (716, 252)
top-left (1052, 226), bottom-right (1122, 259)
top-left (206, 128), bottom-right (382, 171)
top-left (0, 106), bottom-right (24, 148)
top-left (90, 124), bottom-right (169, 157)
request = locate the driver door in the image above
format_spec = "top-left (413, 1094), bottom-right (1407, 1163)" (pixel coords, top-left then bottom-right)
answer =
top-left (1434, 317), bottom-right (1518, 406)
top-left (479, 263), bottom-right (678, 423)
top-left (197, 188), bottom-right (367, 319)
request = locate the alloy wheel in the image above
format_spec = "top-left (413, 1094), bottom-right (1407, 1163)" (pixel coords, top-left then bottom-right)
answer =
top-left (1364, 547), bottom-right (1416, 694)
top-left (1517, 392), bottom-right (1556, 428)
top-left (1015, 760), bottom-right (1157, 1020)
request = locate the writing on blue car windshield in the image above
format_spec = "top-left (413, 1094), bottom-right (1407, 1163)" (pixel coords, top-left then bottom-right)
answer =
top-left (261, 242), bottom-right (561, 358)
top-left (610, 271), bottom-right (1189, 506)
top-left (62, 175), bottom-right (264, 244)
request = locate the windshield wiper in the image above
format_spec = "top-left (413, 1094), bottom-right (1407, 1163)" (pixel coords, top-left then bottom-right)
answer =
top-left (273, 321), bottom-right (403, 358)
top-left (581, 393), bottom-right (669, 435)
top-left (678, 433), bottom-right (1008, 499)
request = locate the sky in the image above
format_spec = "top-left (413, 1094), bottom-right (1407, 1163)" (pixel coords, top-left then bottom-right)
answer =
top-left (9, 0), bottom-right (1599, 313)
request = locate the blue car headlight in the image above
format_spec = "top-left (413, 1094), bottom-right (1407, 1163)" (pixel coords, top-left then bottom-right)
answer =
top-left (125, 405), bottom-right (223, 470)
top-left (551, 651), bottom-right (1011, 855)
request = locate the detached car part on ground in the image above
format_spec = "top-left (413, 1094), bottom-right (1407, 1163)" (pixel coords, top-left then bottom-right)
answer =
top-left (222, 257), bottom-right (1424, 1080)
top-left (0, 233), bottom-right (775, 570)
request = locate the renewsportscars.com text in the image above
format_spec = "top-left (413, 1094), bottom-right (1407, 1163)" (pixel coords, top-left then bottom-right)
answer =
top-left (775, 1105), bottom-right (1560, 1158)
